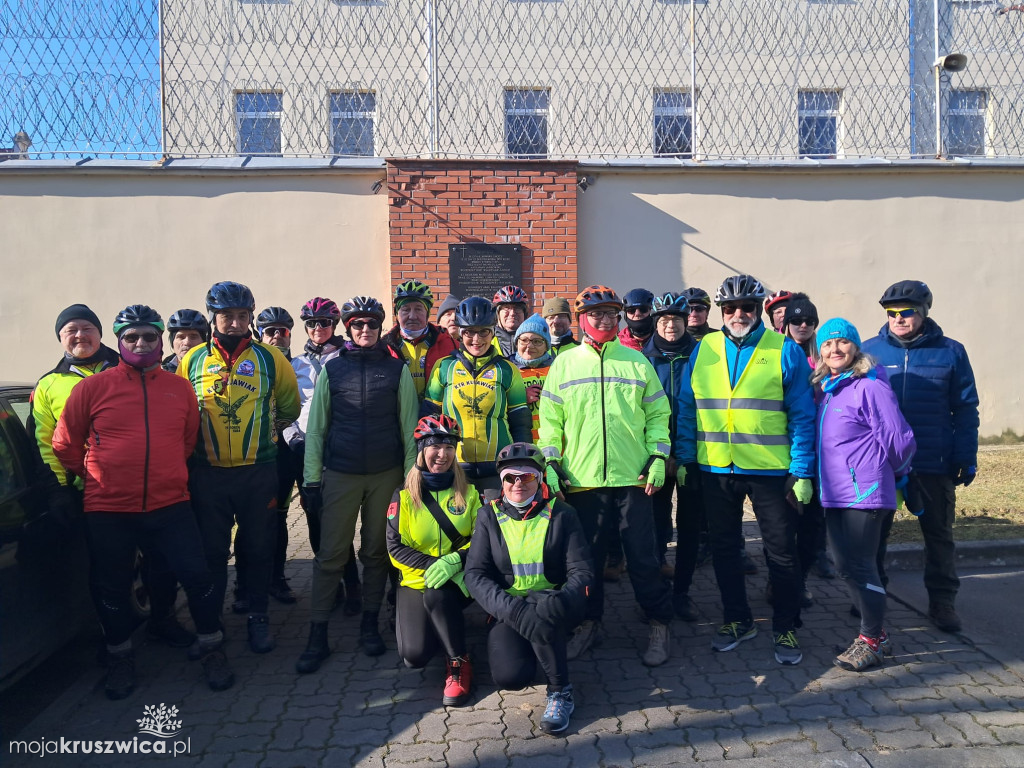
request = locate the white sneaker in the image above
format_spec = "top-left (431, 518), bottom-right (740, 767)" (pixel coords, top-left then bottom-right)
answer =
top-left (642, 620), bottom-right (671, 667)
top-left (566, 620), bottom-right (600, 660)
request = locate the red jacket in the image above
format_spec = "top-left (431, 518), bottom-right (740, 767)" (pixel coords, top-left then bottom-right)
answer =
top-left (52, 361), bottom-right (199, 513)
top-left (617, 325), bottom-right (649, 352)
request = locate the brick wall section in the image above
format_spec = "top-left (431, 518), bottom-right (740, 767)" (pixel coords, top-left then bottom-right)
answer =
top-left (386, 160), bottom-right (578, 312)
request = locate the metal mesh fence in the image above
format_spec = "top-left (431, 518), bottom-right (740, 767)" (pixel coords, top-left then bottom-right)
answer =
top-left (2, 0), bottom-right (1022, 160)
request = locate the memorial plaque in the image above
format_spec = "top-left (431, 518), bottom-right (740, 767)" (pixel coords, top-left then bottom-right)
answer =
top-left (448, 243), bottom-right (523, 300)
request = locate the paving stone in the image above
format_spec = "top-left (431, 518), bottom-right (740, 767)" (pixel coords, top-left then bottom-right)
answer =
top-left (259, 748), bottom-right (324, 767)
top-left (751, 738), bottom-right (817, 758)
top-left (992, 726), bottom-right (1024, 745)
top-left (596, 732), bottom-right (637, 766)
top-left (799, 722), bottom-right (846, 753)
top-left (873, 727), bottom-right (939, 750)
top-left (942, 712), bottom-right (1001, 746)
top-left (828, 721), bottom-right (876, 751)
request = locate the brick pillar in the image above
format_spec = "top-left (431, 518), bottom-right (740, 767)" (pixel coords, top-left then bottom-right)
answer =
top-left (386, 160), bottom-right (578, 312)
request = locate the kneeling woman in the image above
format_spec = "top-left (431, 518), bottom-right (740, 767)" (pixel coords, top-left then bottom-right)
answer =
top-left (387, 415), bottom-right (482, 706)
top-left (464, 443), bottom-right (593, 735)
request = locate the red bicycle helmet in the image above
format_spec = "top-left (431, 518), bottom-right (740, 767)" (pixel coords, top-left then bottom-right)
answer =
top-left (414, 414), bottom-right (462, 443)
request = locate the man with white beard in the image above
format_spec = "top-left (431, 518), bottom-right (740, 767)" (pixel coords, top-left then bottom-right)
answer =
top-left (673, 275), bottom-right (815, 666)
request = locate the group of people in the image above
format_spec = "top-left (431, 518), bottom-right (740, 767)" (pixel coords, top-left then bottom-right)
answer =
top-left (28, 271), bottom-right (979, 736)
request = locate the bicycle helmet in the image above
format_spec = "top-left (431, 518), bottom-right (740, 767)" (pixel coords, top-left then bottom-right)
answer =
top-left (414, 414), bottom-right (462, 444)
top-left (764, 290), bottom-right (794, 313)
top-left (167, 309), bottom-right (209, 340)
top-left (341, 296), bottom-right (386, 324)
top-left (394, 280), bottom-right (434, 311)
top-left (495, 442), bottom-right (546, 473)
top-left (299, 297), bottom-right (341, 323)
top-left (454, 297), bottom-right (497, 328)
top-left (714, 275), bottom-right (767, 306)
top-left (206, 281), bottom-right (255, 320)
top-left (493, 285), bottom-right (528, 307)
top-left (113, 304), bottom-right (164, 335)
top-left (879, 280), bottom-right (933, 311)
top-left (681, 287), bottom-right (712, 309)
top-left (573, 285), bottom-right (623, 316)
top-left (651, 292), bottom-right (689, 317)
top-left (256, 306), bottom-right (294, 333)
top-left (622, 288), bottom-right (655, 311)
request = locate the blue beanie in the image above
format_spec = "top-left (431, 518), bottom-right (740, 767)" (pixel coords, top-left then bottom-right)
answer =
top-left (513, 313), bottom-right (551, 349)
top-left (817, 318), bottom-right (861, 351)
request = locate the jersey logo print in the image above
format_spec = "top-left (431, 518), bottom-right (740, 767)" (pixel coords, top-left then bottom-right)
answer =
top-left (214, 393), bottom-right (249, 430)
top-left (457, 388), bottom-right (487, 417)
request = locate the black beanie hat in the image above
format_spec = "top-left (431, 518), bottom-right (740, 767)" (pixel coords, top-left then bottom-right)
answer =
top-left (783, 294), bottom-right (818, 327)
top-left (55, 304), bottom-right (103, 339)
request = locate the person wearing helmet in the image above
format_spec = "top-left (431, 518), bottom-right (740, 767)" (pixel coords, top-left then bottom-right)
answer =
top-left (861, 280), bottom-right (979, 634)
top-left (492, 285), bottom-right (530, 358)
top-left (464, 443), bottom-right (592, 735)
top-left (511, 313), bottom-right (554, 442)
top-left (283, 297), bottom-right (363, 615)
top-left (178, 281), bottom-right (300, 655)
top-left (542, 297), bottom-right (579, 355)
top-left (537, 285), bottom-right (674, 666)
top-left (424, 297), bottom-right (532, 493)
top-left (618, 288), bottom-right (656, 352)
top-left (674, 274), bottom-right (815, 666)
top-left (163, 309), bottom-right (210, 373)
top-left (384, 280), bottom-right (457, 399)
top-left (681, 287), bottom-right (714, 342)
top-left (52, 305), bottom-right (234, 698)
top-left (256, 306), bottom-right (294, 356)
top-left (764, 290), bottom-right (794, 333)
top-left (380, 415), bottom-right (483, 705)
top-left (298, 296), bottom-right (419, 665)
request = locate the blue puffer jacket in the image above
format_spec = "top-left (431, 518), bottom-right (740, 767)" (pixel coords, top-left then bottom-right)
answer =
top-left (861, 319), bottom-right (979, 475)
top-left (642, 333), bottom-right (697, 454)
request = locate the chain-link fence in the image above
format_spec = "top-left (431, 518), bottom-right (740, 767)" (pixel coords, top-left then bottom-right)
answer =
top-left (2, 0), bottom-right (1022, 160)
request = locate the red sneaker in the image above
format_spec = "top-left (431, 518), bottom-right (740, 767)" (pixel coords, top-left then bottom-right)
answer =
top-left (443, 656), bottom-right (473, 707)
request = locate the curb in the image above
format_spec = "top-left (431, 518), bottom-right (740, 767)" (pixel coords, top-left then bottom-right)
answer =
top-left (884, 538), bottom-right (1024, 570)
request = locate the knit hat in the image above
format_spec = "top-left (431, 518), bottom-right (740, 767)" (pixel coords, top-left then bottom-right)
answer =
top-left (513, 313), bottom-right (551, 349)
top-left (542, 297), bottom-right (571, 318)
top-left (783, 294), bottom-right (818, 327)
top-left (436, 293), bottom-right (460, 321)
top-left (55, 303), bottom-right (102, 339)
top-left (817, 318), bottom-right (861, 351)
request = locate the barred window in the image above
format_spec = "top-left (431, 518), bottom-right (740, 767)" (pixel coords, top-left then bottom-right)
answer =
top-left (331, 91), bottom-right (376, 157)
top-left (947, 90), bottom-right (987, 157)
top-left (236, 92), bottom-right (282, 156)
top-left (798, 90), bottom-right (841, 159)
top-left (505, 89), bottom-right (549, 159)
top-left (653, 89), bottom-right (693, 158)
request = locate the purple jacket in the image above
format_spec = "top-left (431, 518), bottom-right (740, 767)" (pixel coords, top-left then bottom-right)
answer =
top-left (816, 365), bottom-right (916, 510)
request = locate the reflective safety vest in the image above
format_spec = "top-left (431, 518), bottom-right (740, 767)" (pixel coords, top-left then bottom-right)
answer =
top-left (494, 502), bottom-right (557, 596)
top-left (392, 486), bottom-right (480, 592)
top-left (690, 331), bottom-right (789, 471)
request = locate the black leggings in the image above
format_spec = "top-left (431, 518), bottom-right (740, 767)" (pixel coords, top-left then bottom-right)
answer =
top-left (487, 620), bottom-right (569, 692)
top-left (395, 584), bottom-right (470, 667)
top-left (825, 507), bottom-right (891, 638)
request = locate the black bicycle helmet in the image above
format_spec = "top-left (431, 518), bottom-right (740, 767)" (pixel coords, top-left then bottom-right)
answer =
top-left (167, 309), bottom-right (209, 340)
top-left (299, 297), bottom-right (341, 323)
top-left (493, 285), bottom-right (529, 307)
top-left (454, 297), bottom-right (497, 328)
top-left (573, 285), bottom-right (623, 315)
top-left (256, 306), bottom-right (294, 333)
top-left (113, 304), bottom-right (164, 335)
top-left (651, 292), bottom-right (689, 317)
top-left (341, 296), bottom-right (386, 324)
top-left (495, 442), bottom-right (546, 473)
top-left (394, 280), bottom-right (434, 311)
top-left (206, 281), bottom-right (255, 317)
top-left (681, 287), bottom-right (712, 309)
top-left (714, 275), bottom-right (767, 306)
top-left (622, 288), bottom-right (655, 311)
top-left (879, 280), bottom-right (933, 311)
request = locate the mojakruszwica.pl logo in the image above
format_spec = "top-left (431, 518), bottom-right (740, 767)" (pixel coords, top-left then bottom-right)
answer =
top-left (9, 704), bottom-right (191, 757)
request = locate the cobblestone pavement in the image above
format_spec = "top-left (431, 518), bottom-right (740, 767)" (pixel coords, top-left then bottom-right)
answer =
top-left (7, 505), bottom-right (1024, 767)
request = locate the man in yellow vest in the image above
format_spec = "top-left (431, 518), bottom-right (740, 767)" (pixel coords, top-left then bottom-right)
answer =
top-left (674, 275), bottom-right (816, 665)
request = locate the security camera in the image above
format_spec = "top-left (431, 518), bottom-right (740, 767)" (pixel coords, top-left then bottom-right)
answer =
top-left (934, 53), bottom-right (968, 72)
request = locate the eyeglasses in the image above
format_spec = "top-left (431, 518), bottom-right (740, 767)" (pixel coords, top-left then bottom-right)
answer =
top-left (517, 337), bottom-right (547, 348)
top-left (502, 473), bottom-right (537, 485)
top-left (689, 305), bottom-right (709, 312)
top-left (585, 309), bottom-right (619, 321)
top-left (789, 319), bottom-right (817, 327)
top-left (349, 319), bottom-right (382, 331)
top-left (305, 319), bottom-right (334, 329)
top-left (121, 332), bottom-right (159, 344)
top-left (460, 328), bottom-right (493, 339)
top-left (721, 302), bottom-right (758, 315)
top-left (263, 327), bottom-right (289, 337)
top-left (886, 307), bottom-right (918, 319)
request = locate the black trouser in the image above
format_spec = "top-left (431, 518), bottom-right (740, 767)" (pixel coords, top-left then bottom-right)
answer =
top-left (139, 541), bottom-right (179, 622)
top-left (703, 473), bottom-right (802, 634)
top-left (664, 481), bottom-right (701, 597)
top-left (395, 584), bottom-right (470, 667)
top-left (487, 619), bottom-right (569, 692)
top-left (272, 441), bottom-right (299, 581)
top-left (916, 473), bottom-right (959, 605)
top-left (190, 463), bottom-right (278, 614)
top-left (796, 493), bottom-right (827, 579)
top-left (570, 486), bottom-right (673, 624)
top-left (85, 503), bottom-right (222, 647)
top-left (826, 507), bottom-right (890, 638)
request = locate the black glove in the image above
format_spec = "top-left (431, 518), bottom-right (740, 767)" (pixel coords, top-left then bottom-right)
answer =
top-left (46, 485), bottom-right (83, 530)
top-left (953, 464), bottom-right (977, 487)
top-left (683, 462), bottom-right (702, 491)
top-left (303, 484), bottom-right (323, 517)
top-left (535, 591), bottom-right (569, 624)
top-left (515, 604), bottom-right (555, 645)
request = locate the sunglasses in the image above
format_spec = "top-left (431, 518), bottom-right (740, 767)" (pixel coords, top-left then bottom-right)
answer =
top-left (263, 327), bottom-right (289, 336)
top-left (722, 302), bottom-right (758, 315)
top-left (121, 332), bottom-right (160, 344)
top-left (349, 319), bottom-right (382, 331)
top-left (886, 307), bottom-right (919, 319)
top-left (305, 319), bottom-right (334, 329)
top-left (789, 318), bottom-right (817, 327)
top-left (502, 473), bottom-right (537, 485)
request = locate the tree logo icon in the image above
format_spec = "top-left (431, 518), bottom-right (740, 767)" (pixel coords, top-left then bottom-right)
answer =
top-left (136, 704), bottom-right (183, 738)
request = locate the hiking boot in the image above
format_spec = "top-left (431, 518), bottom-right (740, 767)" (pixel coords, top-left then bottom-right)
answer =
top-left (773, 630), bottom-right (803, 665)
top-left (673, 593), bottom-right (698, 622)
top-left (104, 651), bottom-right (135, 701)
top-left (878, 630), bottom-right (894, 657)
top-left (296, 622), bottom-right (331, 674)
top-left (539, 685), bottom-right (575, 735)
top-left (834, 637), bottom-right (883, 672)
top-left (566, 620), bottom-right (600, 660)
top-left (813, 550), bottom-right (836, 579)
top-left (343, 579), bottom-right (363, 617)
top-left (247, 613), bottom-right (275, 654)
top-left (360, 611), bottom-right (386, 657)
top-left (268, 578), bottom-right (297, 604)
top-left (200, 646), bottom-right (235, 691)
top-left (443, 656), bottom-right (473, 706)
top-left (711, 620), bottom-right (757, 652)
top-left (642, 621), bottom-right (671, 667)
top-left (929, 603), bottom-right (962, 633)
top-left (741, 550), bottom-right (758, 576)
top-left (146, 616), bottom-right (196, 648)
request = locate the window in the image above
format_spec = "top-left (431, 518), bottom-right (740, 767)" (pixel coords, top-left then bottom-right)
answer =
top-left (653, 89), bottom-right (693, 158)
top-left (236, 91), bottom-right (282, 156)
top-left (798, 90), bottom-right (841, 159)
top-left (330, 91), bottom-right (376, 157)
top-left (505, 89), bottom-right (549, 159)
top-left (947, 89), bottom-right (987, 157)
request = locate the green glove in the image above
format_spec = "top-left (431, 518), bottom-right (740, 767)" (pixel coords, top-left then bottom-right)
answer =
top-left (545, 464), bottom-right (562, 494)
top-left (424, 551), bottom-right (462, 589)
top-left (895, 489), bottom-right (906, 510)
top-left (676, 465), bottom-right (687, 487)
top-left (792, 478), bottom-right (813, 505)
top-left (644, 456), bottom-right (666, 489)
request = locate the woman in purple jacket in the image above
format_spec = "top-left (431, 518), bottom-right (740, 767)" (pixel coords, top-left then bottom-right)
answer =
top-left (814, 319), bottom-right (916, 672)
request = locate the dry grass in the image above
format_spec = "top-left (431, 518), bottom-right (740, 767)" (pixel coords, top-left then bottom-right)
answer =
top-left (888, 445), bottom-right (1024, 543)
